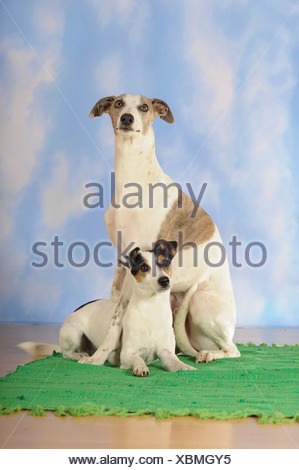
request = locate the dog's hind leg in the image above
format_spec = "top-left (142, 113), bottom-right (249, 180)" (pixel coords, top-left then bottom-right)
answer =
top-left (63, 350), bottom-right (90, 361)
top-left (196, 344), bottom-right (240, 363)
top-left (107, 350), bottom-right (121, 366)
top-left (59, 324), bottom-right (92, 361)
top-left (173, 283), bottom-right (199, 357)
top-left (189, 287), bottom-right (240, 364)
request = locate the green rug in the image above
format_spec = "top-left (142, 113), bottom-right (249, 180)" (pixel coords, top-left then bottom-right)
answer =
top-left (1, 344), bottom-right (298, 423)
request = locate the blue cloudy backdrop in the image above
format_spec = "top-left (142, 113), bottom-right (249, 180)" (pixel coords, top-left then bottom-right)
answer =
top-left (0, 0), bottom-right (298, 326)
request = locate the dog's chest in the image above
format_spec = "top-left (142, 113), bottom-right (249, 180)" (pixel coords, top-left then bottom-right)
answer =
top-left (105, 181), bottom-right (178, 249)
top-left (123, 296), bottom-right (174, 362)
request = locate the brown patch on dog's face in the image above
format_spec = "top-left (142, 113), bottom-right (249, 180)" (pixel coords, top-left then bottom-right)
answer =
top-left (156, 252), bottom-right (172, 276)
top-left (157, 254), bottom-right (165, 265)
top-left (138, 97), bottom-right (174, 134)
top-left (127, 247), bottom-right (151, 283)
top-left (163, 264), bottom-right (172, 277)
top-left (108, 96), bottom-right (126, 129)
top-left (134, 260), bottom-right (151, 283)
top-left (138, 97), bottom-right (156, 134)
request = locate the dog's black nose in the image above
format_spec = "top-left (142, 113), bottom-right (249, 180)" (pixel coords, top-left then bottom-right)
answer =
top-left (158, 276), bottom-right (170, 288)
top-left (121, 113), bottom-right (134, 126)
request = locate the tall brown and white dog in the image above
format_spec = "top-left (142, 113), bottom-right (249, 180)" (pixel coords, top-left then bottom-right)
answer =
top-left (80, 93), bottom-right (240, 365)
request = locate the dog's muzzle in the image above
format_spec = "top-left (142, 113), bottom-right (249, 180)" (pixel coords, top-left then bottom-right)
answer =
top-left (120, 113), bottom-right (134, 128)
top-left (158, 276), bottom-right (170, 289)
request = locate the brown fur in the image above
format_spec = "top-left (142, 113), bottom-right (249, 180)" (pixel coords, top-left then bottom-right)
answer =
top-left (158, 191), bottom-right (215, 245)
top-left (133, 260), bottom-right (150, 283)
top-left (157, 254), bottom-right (165, 265)
top-left (129, 247), bottom-right (141, 264)
top-left (112, 267), bottom-right (126, 294)
top-left (111, 296), bottom-right (129, 326)
top-left (108, 99), bottom-right (122, 129)
top-left (134, 271), bottom-right (146, 283)
top-left (155, 239), bottom-right (177, 259)
top-left (156, 254), bottom-right (172, 276)
top-left (163, 264), bottom-right (172, 277)
top-left (89, 96), bottom-right (115, 118)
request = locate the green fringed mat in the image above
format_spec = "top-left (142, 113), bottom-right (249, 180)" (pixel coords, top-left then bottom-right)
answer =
top-left (0, 344), bottom-right (298, 423)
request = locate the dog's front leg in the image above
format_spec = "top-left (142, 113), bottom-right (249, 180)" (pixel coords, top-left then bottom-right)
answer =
top-left (79, 296), bottom-right (128, 365)
top-left (79, 275), bottom-right (131, 365)
top-left (110, 266), bottom-right (126, 302)
top-left (120, 351), bottom-right (149, 377)
top-left (159, 349), bottom-right (196, 372)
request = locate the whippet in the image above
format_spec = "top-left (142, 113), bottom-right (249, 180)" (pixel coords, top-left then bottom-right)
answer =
top-left (79, 93), bottom-right (240, 365)
top-left (120, 240), bottom-right (196, 376)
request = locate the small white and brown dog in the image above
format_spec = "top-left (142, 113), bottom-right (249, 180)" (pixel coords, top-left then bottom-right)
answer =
top-left (19, 240), bottom-right (195, 376)
top-left (119, 239), bottom-right (195, 376)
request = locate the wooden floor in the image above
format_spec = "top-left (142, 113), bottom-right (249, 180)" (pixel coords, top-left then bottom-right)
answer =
top-left (0, 324), bottom-right (298, 449)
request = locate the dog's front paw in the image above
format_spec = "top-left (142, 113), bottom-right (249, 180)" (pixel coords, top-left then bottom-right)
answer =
top-left (78, 355), bottom-right (93, 364)
top-left (133, 365), bottom-right (149, 377)
top-left (196, 350), bottom-right (216, 363)
top-left (79, 351), bottom-right (108, 365)
top-left (182, 363), bottom-right (197, 371)
top-left (176, 361), bottom-right (196, 371)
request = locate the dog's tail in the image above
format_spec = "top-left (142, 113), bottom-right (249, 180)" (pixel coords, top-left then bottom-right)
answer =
top-left (18, 342), bottom-right (61, 355)
top-left (173, 283), bottom-right (198, 357)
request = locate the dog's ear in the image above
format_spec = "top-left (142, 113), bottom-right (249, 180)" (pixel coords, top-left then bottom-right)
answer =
top-left (89, 96), bottom-right (116, 118)
top-left (167, 241), bottom-right (178, 257)
top-left (153, 239), bottom-right (178, 262)
top-left (128, 247), bottom-right (141, 265)
top-left (118, 256), bottom-right (130, 268)
top-left (118, 247), bottom-right (140, 269)
top-left (152, 99), bottom-right (174, 124)
top-left (127, 247), bottom-right (143, 275)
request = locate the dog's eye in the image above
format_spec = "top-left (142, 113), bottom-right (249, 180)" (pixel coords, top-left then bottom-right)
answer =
top-left (140, 104), bottom-right (149, 112)
top-left (114, 100), bottom-right (122, 108)
top-left (140, 264), bottom-right (150, 273)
